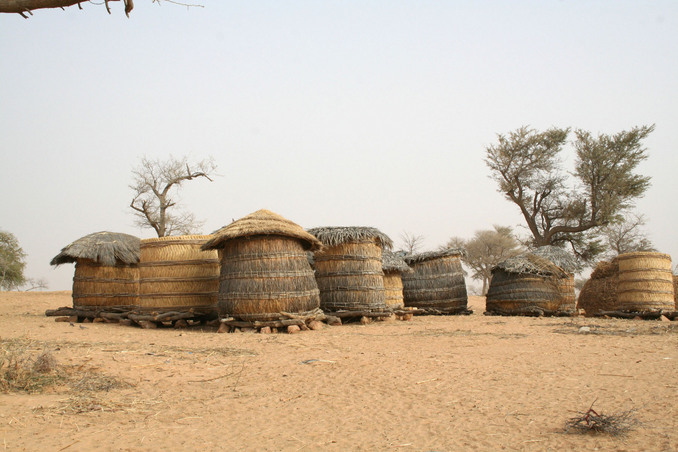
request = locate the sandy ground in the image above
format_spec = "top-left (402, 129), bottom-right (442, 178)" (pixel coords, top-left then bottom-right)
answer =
top-left (1, 291), bottom-right (677, 451)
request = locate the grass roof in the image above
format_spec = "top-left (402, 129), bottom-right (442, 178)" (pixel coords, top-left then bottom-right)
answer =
top-left (307, 226), bottom-right (393, 249)
top-left (493, 252), bottom-right (567, 278)
top-left (50, 232), bottom-right (140, 267)
top-left (202, 209), bottom-right (322, 251)
top-left (531, 245), bottom-right (577, 273)
top-left (382, 250), bottom-right (412, 273)
top-left (403, 248), bottom-right (465, 264)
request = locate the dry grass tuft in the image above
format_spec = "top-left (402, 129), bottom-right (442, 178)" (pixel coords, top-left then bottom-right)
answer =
top-left (1, 339), bottom-right (65, 393)
top-left (566, 401), bottom-right (640, 436)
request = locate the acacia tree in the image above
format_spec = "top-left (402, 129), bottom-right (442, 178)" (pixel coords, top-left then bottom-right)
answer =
top-left (0, 0), bottom-right (134, 18)
top-left (447, 225), bottom-right (522, 295)
top-left (0, 230), bottom-right (27, 291)
top-left (485, 125), bottom-right (654, 263)
top-left (130, 156), bottom-right (216, 237)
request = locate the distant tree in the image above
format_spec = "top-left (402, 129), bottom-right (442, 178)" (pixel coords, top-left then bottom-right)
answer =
top-left (130, 156), bottom-right (217, 237)
top-left (399, 231), bottom-right (425, 255)
top-left (0, 0), bottom-right (202, 19)
top-left (22, 277), bottom-right (49, 292)
top-left (602, 212), bottom-right (656, 257)
top-left (447, 225), bottom-right (523, 295)
top-left (485, 125), bottom-right (654, 264)
top-left (0, 230), bottom-right (27, 291)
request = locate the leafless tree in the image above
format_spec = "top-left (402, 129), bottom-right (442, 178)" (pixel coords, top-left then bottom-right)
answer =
top-left (130, 156), bottom-right (216, 237)
top-left (22, 277), bottom-right (49, 292)
top-left (399, 231), bottom-right (425, 255)
top-left (602, 212), bottom-right (655, 257)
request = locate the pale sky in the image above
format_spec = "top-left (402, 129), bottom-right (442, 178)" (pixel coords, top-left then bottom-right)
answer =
top-left (1, 1), bottom-right (676, 291)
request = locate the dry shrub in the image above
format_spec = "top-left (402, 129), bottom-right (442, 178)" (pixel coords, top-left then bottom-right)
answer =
top-left (566, 401), bottom-right (640, 436)
top-left (1, 340), bottom-right (64, 393)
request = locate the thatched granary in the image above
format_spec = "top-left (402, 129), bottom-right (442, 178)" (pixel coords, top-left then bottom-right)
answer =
top-left (382, 251), bottom-right (411, 310)
top-left (401, 248), bottom-right (468, 314)
top-left (307, 226), bottom-right (392, 314)
top-left (577, 259), bottom-right (620, 316)
top-left (616, 251), bottom-right (674, 312)
top-left (50, 231), bottom-right (140, 309)
top-left (531, 246), bottom-right (577, 313)
top-left (138, 235), bottom-right (220, 317)
top-left (202, 209), bottom-right (322, 322)
top-left (485, 251), bottom-right (573, 316)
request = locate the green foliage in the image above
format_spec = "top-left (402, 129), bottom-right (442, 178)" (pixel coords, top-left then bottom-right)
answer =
top-left (447, 225), bottom-right (523, 294)
top-left (485, 125), bottom-right (654, 265)
top-left (0, 230), bottom-right (27, 291)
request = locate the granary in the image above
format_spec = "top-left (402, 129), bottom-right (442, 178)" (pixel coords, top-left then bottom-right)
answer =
top-left (615, 251), bottom-right (674, 313)
top-left (401, 248), bottom-right (469, 315)
top-left (531, 246), bottom-right (577, 314)
top-left (49, 231), bottom-right (140, 317)
top-left (577, 258), bottom-right (620, 316)
top-left (202, 209), bottom-right (323, 325)
top-left (381, 251), bottom-right (411, 310)
top-left (137, 235), bottom-right (220, 320)
top-left (485, 248), bottom-right (573, 316)
top-left (307, 226), bottom-right (392, 318)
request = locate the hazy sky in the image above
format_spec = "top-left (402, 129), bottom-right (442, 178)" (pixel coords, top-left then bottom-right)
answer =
top-left (1, 1), bottom-right (676, 291)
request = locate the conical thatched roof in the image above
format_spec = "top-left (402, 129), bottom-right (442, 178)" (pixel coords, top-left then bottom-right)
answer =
top-left (382, 250), bottom-right (412, 273)
top-left (50, 231), bottom-right (140, 267)
top-left (403, 248), bottom-right (465, 264)
top-left (493, 252), bottom-right (567, 278)
top-left (531, 246), bottom-right (577, 273)
top-left (307, 226), bottom-right (393, 249)
top-left (202, 209), bottom-right (322, 251)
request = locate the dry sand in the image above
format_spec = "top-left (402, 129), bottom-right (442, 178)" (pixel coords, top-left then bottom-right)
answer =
top-left (1, 291), bottom-right (677, 451)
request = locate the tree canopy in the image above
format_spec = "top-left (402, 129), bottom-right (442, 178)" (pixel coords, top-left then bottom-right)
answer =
top-left (129, 156), bottom-right (217, 237)
top-left (447, 225), bottom-right (522, 295)
top-left (485, 125), bottom-right (654, 263)
top-left (0, 230), bottom-right (27, 291)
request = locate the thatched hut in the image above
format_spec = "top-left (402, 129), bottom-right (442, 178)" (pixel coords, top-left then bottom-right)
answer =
top-left (401, 248), bottom-right (468, 315)
top-left (382, 251), bottom-right (411, 310)
top-left (138, 235), bottom-right (220, 317)
top-left (202, 209), bottom-right (322, 322)
top-left (307, 226), bottom-right (392, 315)
top-left (50, 231), bottom-right (140, 311)
top-left (577, 259), bottom-right (619, 316)
top-left (532, 246), bottom-right (577, 313)
top-left (485, 251), bottom-right (573, 316)
top-left (616, 251), bottom-right (674, 313)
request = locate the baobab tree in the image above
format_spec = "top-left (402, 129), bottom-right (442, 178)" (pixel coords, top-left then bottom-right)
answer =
top-left (130, 155), bottom-right (217, 237)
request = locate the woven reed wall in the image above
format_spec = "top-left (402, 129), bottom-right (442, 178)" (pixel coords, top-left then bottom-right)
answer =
top-left (674, 275), bottom-right (678, 309)
top-left (313, 240), bottom-right (387, 312)
top-left (486, 270), bottom-right (564, 313)
top-left (383, 272), bottom-right (404, 309)
top-left (72, 259), bottom-right (138, 308)
top-left (217, 235), bottom-right (320, 321)
top-left (616, 252), bottom-right (674, 312)
top-left (555, 274), bottom-right (576, 313)
top-left (402, 255), bottom-right (467, 313)
top-left (577, 260), bottom-right (619, 316)
top-left (138, 235), bottom-right (219, 311)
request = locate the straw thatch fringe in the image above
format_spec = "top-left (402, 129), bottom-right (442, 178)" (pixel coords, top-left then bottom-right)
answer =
top-left (531, 245), bottom-right (577, 273)
top-left (382, 250), bottom-right (412, 273)
top-left (218, 235), bottom-right (321, 321)
top-left (402, 253), bottom-right (468, 314)
top-left (204, 209), bottom-right (322, 251)
top-left (492, 253), bottom-right (568, 278)
top-left (51, 231), bottom-right (140, 267)
top-left (402, 248), bottom-right (465, 264)
top-left (308, 226), bottom-right (393, 250)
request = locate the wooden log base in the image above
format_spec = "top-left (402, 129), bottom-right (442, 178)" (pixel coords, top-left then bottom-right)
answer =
top-left (414, 307), bottom-right (474, 316)
top-left (484, 307), bottom-right (576, 318)
top-left (595, 310), bottom-right (678, 320)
